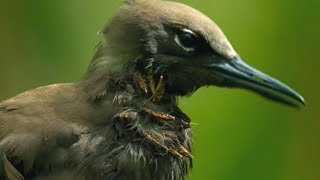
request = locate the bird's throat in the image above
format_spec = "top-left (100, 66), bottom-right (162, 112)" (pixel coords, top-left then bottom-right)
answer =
top-left (132, 71), bottom-right (166, 104)
top-left (113, 70), bottom-right (193, 159)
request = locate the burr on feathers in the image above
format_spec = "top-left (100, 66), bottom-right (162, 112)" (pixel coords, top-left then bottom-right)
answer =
top-left (0, 0), bottom-right (304, 179)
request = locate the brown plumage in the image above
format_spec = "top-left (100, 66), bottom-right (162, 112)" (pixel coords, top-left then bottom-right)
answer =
top-left (0, 0), bottom-right (304, 179)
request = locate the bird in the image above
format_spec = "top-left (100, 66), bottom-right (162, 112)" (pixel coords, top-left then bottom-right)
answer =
top-left (0, 0), bottom-right (305, 179)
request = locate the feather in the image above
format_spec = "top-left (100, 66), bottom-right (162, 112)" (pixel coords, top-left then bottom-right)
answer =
top-left (0, 149), bottom-right (24, 180)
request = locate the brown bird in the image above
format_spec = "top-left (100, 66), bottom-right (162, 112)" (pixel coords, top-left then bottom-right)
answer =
top-left (0, 0), bottom-right (305, 179)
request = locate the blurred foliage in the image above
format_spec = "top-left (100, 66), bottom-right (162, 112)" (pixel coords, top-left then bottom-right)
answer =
top-left (0, 0), bottom-right (319, 180)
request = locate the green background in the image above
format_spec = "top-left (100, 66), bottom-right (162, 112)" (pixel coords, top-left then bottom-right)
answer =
top-left (0, 0), bottom-right (319, 179)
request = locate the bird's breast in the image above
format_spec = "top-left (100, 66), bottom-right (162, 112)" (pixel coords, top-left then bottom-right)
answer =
top-left (66, 94), bottom-right (193, 179)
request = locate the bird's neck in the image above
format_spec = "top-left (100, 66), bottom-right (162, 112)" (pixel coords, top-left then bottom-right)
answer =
top-left (77, 49), bottom-right (193, 179)
top-left (80, 44), bottom-right (173, 102)
top-left (79, 48), bottom-right (193, 160)
top-left (81, 64), bottom-right (173, 104)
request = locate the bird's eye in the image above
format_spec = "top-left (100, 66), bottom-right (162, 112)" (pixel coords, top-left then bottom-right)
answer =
top-left (174, 29), bottom-right (198, 52)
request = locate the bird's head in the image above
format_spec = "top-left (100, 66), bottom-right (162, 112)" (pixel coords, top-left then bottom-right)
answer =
top-left (89, 0), bottom-right (305, 108)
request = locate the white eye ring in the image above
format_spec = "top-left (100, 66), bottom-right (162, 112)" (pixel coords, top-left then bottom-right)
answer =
top-left (174, 34), bottom-right (196, 52)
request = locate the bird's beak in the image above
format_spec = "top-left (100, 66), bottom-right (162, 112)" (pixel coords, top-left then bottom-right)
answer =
top-left (207, 57), bottom-right (305, 108)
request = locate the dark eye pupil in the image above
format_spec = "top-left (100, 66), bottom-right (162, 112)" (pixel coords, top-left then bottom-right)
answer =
top-left (178, 32), bottom-right (196, 48)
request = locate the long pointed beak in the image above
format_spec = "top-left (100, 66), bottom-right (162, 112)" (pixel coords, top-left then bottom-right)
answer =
top-left (208, 58), bottom-right (305, 108)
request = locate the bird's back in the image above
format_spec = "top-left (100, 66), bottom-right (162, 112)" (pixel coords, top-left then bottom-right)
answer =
top-left (0, 83), bottom-right (94, 179)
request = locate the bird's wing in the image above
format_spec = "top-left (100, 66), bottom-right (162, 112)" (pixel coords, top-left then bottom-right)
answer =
top-left (0, 84), bottom-right (88, 179)
top-left (0, 148), bottom-right (24, 180)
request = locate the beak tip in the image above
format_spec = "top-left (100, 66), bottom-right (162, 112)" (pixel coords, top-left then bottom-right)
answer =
top-left (294, 93), bottom-right (306, 107)
top-left (300, 97), bottom-right (306, 107)
top-left (291, 95), bottom-right (306, 110)
top-left (301, 99), bottom-right (306, 106)
top-left (288, 91), bottom-right (306, 109)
